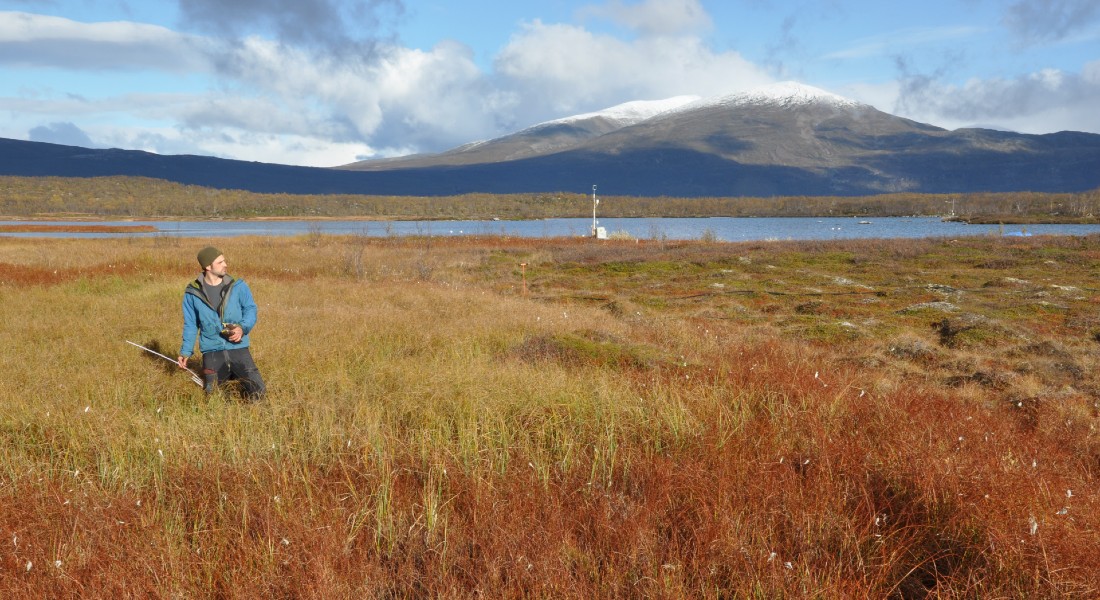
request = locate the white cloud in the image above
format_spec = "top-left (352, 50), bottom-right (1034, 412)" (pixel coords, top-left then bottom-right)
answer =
top-left (86, 124), bottom-right (374, 167)
top-left (880, 62), bottom-right (1100, 134)
top-left (0, 5), bottom-right (798, 164)
top-left (177, 0), bottom-right (405, 53)
top-left (28, 121), bottom-right (96, 147)
top-left (0, 9), bottom-right (497, 162)
top-left (189, 10), bottom-right (775, 159)
top-left (0, 11), bottom-right (208, 71)
top-left (1003, 0), bottom-right (1100, 45)
top-left (195, 133), bottom-right (376, 168)
top-left (579, 0), bottom-right (712, 36)
top-left (184, 0), bottom-right (771, 158)
top-left (494, 19), bottom-right (771, 117)
top-left (822, 26), bottom-right (984, 60)
top-left (370, 41), bottom-right (492, 138)
top-left (205, 36), bottom-right (494, 152)
top-left (1085, 58), bottom-right (1100, 83)
top-left (835, 80), bottom-right (901, 113)
top-left (0, 91), bottom-right (206, 121)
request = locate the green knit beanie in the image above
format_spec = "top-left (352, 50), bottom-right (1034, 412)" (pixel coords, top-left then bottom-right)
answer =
top-left (197, 246), bottom-right (223, 270)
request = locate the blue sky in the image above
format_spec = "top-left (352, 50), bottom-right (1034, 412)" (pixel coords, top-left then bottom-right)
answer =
top-left (1, 0), bottom-right (1097, 167)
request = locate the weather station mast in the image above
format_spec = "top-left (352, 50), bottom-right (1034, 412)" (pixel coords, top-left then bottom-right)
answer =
top-left (591, 184), bottom-right (606, 239)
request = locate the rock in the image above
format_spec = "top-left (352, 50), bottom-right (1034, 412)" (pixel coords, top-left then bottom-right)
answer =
top-left (899, 301), bottom-right (959, 314)
top-left (926, 283), bottom-right (961, 296)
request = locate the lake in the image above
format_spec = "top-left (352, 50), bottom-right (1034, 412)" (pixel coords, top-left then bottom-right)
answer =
top-left (3, 217), bottom-right (1100, 241)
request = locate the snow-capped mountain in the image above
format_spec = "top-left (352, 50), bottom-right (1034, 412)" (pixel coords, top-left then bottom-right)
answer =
top-left (340, 82), bottom-right (869, 172)
top-left (578, 81), bottom-right (938, 170)
top-left (334, 80), bottom-right (1100, 196)
top-left (4, 81), bottom-right (1098, 197)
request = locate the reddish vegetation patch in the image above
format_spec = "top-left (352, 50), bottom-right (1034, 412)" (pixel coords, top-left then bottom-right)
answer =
top-left (4, 235), bottom-right (1100, 596)
top-left (0, 224), bottom-right (157, 233)
top-left (4, 403), bottom-right (1097, 599)
top-left (0, 262), bottom-right (138, 286)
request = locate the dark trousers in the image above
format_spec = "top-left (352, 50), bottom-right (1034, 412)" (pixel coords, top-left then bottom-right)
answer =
top-left (202, 348), bottom-right (266, 400)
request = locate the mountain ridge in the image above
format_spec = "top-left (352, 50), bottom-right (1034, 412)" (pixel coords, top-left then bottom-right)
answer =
top-left (339, 82), bottom-right (861, 171)
top-left (2, 82), bottom-right (1099, 197)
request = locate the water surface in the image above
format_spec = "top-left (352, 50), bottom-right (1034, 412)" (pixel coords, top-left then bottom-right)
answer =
top-left (2, 217), bottom-right (1096, 241)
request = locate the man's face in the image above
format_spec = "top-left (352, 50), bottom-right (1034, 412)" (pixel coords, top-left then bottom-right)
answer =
top-left (207, 255), bottom-right (228, 277)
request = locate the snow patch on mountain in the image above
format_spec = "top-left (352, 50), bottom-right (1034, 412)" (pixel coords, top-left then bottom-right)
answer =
top-left (679, 81), bottom-right (862, 113)
top-left (542, 96), bottom-right (701, 128)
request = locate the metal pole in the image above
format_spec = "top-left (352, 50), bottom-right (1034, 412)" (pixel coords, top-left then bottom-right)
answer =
top-left (592, 184), bottom-right (597, 237)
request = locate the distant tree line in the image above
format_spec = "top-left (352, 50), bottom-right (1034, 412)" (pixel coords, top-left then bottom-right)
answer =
top-left (1, 176), bottom-right (1097, 222)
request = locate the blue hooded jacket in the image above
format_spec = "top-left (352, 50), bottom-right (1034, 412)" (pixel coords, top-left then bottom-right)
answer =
top-left (179, 274), bottom-right (258, 356)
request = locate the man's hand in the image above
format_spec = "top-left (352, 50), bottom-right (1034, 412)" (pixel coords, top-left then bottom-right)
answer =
top-left (228, 325), bottom-right (244, 343)
top-left (177, 356), bottom-right (189, 369)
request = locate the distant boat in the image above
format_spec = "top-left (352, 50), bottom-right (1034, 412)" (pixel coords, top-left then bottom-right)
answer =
top-left (857, 220), bottom-right (872, 225)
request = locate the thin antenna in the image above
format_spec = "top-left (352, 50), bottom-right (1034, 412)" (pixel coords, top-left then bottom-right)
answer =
top-left (126, 340), bottom-right (203, 387)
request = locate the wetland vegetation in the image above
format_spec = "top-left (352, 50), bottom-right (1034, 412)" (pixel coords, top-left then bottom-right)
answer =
top-left (2, 232), bottom-right (1099, 596)
top-left (2, 175), bottom-right (1098, 223)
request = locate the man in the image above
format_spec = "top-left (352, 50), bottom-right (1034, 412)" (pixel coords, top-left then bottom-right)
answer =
top-left (177, 246), bottom-right (266, 401)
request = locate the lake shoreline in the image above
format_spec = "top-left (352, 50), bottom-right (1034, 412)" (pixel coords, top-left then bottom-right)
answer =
top-left (4, 212), bottom-right (1096, 225)
top-left (4, 215), bottom-right (1098, 241)
top-left (944, 215), bottom-right (1100, 225)
top-left (0, 223), bottom-right (158, 233)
